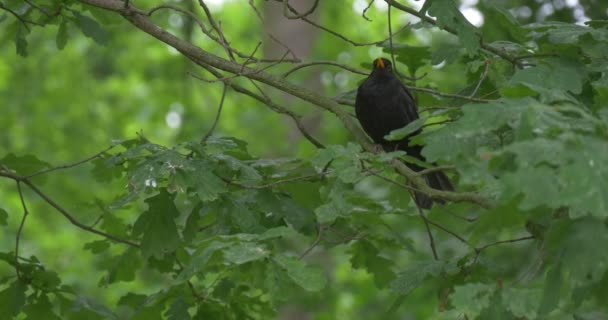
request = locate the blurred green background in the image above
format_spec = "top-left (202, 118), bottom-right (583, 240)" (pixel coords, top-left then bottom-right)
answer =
top-left (1, 0), bottom-right (606, 318)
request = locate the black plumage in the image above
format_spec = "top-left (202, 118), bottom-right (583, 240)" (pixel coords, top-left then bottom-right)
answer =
top-left (355, 58), bottom-right (453, 209)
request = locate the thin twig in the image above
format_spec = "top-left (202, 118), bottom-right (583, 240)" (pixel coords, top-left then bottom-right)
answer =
top-left (239, 42), bottom-right (263, 73)
top-left (25, 0), bottom-right (52, 17)
top-left (220, 172), bottom-right (328, 190)
top-left (409, 86), bottom-right (491, 102)
top-left (15, 182), bottom-right (29, 280)
top-left (205, 50), bottom-right (291, 83)
top-left (248, 0), bottom-right (298, 60)
top-left (476, 236), bottom-right (535, 253)
top-left (201, 84), bottom-right (228, 142)
top-left (513, 53), bottom-right (559, 60)
top-left (300, 225), bottom-right (324, 259)
top-left (387, 2), bottom-right (398, 75)
top-left (416, 205), bottom-right (438, 260)
top-left (189, 69), bottom-right (325, 148)
top-left (174, 255), bottom-right (206, 300)
top-left (469, 59), bottom-right (491, 98)
top-left (424, 217), bottom-right (471, 247)
top-left (0, 2), bottom-right (44, 30)
top-left (283, 61), bottom-right (368, 78)
top-left (27, 145), bottom-right (116, 178)
top-left (148, 4), bottom-right (209, 33)
top-left (197, 0), bottom-right (236, 62)
top-left (0, 171), bottom-right (140, 247)
top-left (279, 0), bottom-right (410, 47)
top-left (361, 0), bottom-right (375, 21)
top-left (385, 0), bottom-right (522, 68)
top-left (283, 0), bottom-right (320, 19)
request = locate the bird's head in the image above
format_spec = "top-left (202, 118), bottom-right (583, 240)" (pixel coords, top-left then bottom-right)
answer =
top-left (372, 58), bottom-right (393, 72)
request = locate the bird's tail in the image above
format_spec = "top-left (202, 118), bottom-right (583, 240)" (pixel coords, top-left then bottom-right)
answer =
top-left (412, 169), bottom-right (454, 209)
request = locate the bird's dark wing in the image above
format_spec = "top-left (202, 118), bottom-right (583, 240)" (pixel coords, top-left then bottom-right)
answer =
top-left (398, 82), bottom-right (419, 123)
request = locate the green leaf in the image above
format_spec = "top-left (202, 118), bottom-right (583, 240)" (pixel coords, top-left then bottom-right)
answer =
top-left (56, 18), bottom-right (69, 50)
top-left (70, 296), bottom-right (118, 320)
top-left (15, 22), bottom-right (28, 57)
top-left (0, 281), bottom-right (27, 317)
top-left (538, 262), bottom-right (562, 316)
top-left (83, 240), bottom-right (110, 254)
top-left (183, 160), bottom-right (226, 202)
top-left (91, 157), bottom-right (123, 183)
top-left (73, 12), bottom-right (108, 46)
top-left (102, 247), bottom-right (142, 285)
top-left (381, 44), bottom-right (430, 75)
top-left (265, 260), bottom-right (295, 303)
top-left (385, 118), bottom-right (425, 141)
top-left (24, 294), bottom-right (61, 320)
top-left (31, 269), bottom-right (61, 291)
top-left (502, 288), bottom-right (542, 319)
top-left (450, 283), bottom-right (496, 319)
top-left (390, 260), bottom-right (457, 295)
top-left (0, 208), bottom-right (7, 226)
top-left (165, 297), bottom-right (191, 320)
top-left (273, 255), bottom-right (326, 292)
top-left (546, 218), bottom-right (608, 283)
top-left (132, 189), bottom-right (181, 259)
top-left (314, 180), bottom-right (355, 224)
top-left (223, 242), bottom-right (269, 265)
top-left (504, 58), bottom-right (587, 100)
top-left (349, 240), bottom-right (396, 287)
top-left (177, 241), bottom-right (231, 282)
top-left (421, 0), bottom-right (480, 54)
top-left (117, 292), bottom-right (147, 309)
top-left (0, 153), bottom-right (50, 175)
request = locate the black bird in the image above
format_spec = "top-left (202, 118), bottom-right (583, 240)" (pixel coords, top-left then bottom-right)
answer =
top-left (355, 57), bottom-right (453, 208)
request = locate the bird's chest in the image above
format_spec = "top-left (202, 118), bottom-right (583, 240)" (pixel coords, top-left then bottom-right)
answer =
top-left (355, 84), bottom-right (409, 141)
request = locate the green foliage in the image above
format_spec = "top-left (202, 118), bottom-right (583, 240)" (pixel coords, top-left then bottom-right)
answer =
top-left (1, 0), bottom-right (608, 319)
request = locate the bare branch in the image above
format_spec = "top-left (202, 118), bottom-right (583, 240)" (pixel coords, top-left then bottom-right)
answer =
top-left (247, 0), bottom-right (298, 60)
top-left (0, 171), bottom-right (139, 247)
top-left (220, 172), bottom-right (328, 190)
top-left (197, 0), bottom-right (236, 61)
top-left (147, 4), bottom-right (209, 33)
top-left (283, 60), bottom-right (368, 78)
top-left (189, 70), bottom-right (325, 148)
top-left (470, 59), bottom-right (491, 98)
top-left (15, 182), bottom-right (29, 280)
top-left (424, 216), bottom-right (471, 247)
top-left (282, 0), bottom-right (320, 20)
top-left (27, 145), bottom-right (116, 178)
top-left (0, 2), bottom-right (44, 30)
top-left (361, 0), bottom-right (375, 21)
top-left (416, 205), bottom-right (438, 260)
top-left (300, 225), bottom-right (324, 259)
top-left (409, 86), bottom-right (492, 103)
top-left (277, 0), bottom-right (410, 47)
top-left (201, 84), bottom-right (228, 142)
top-left (476, 236), bottom-right (535, 253)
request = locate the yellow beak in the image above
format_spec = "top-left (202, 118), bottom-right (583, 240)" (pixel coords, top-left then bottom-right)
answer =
top-left (375, 58), bottom-right (385, 69)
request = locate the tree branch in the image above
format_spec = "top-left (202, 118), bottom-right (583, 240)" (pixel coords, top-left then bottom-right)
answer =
top-left (385, 0), bottom-right (522, 67)
top-left (0, 171), bottom-right (140, 247)
top-left (79, 0), bottom-right (493, 208)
